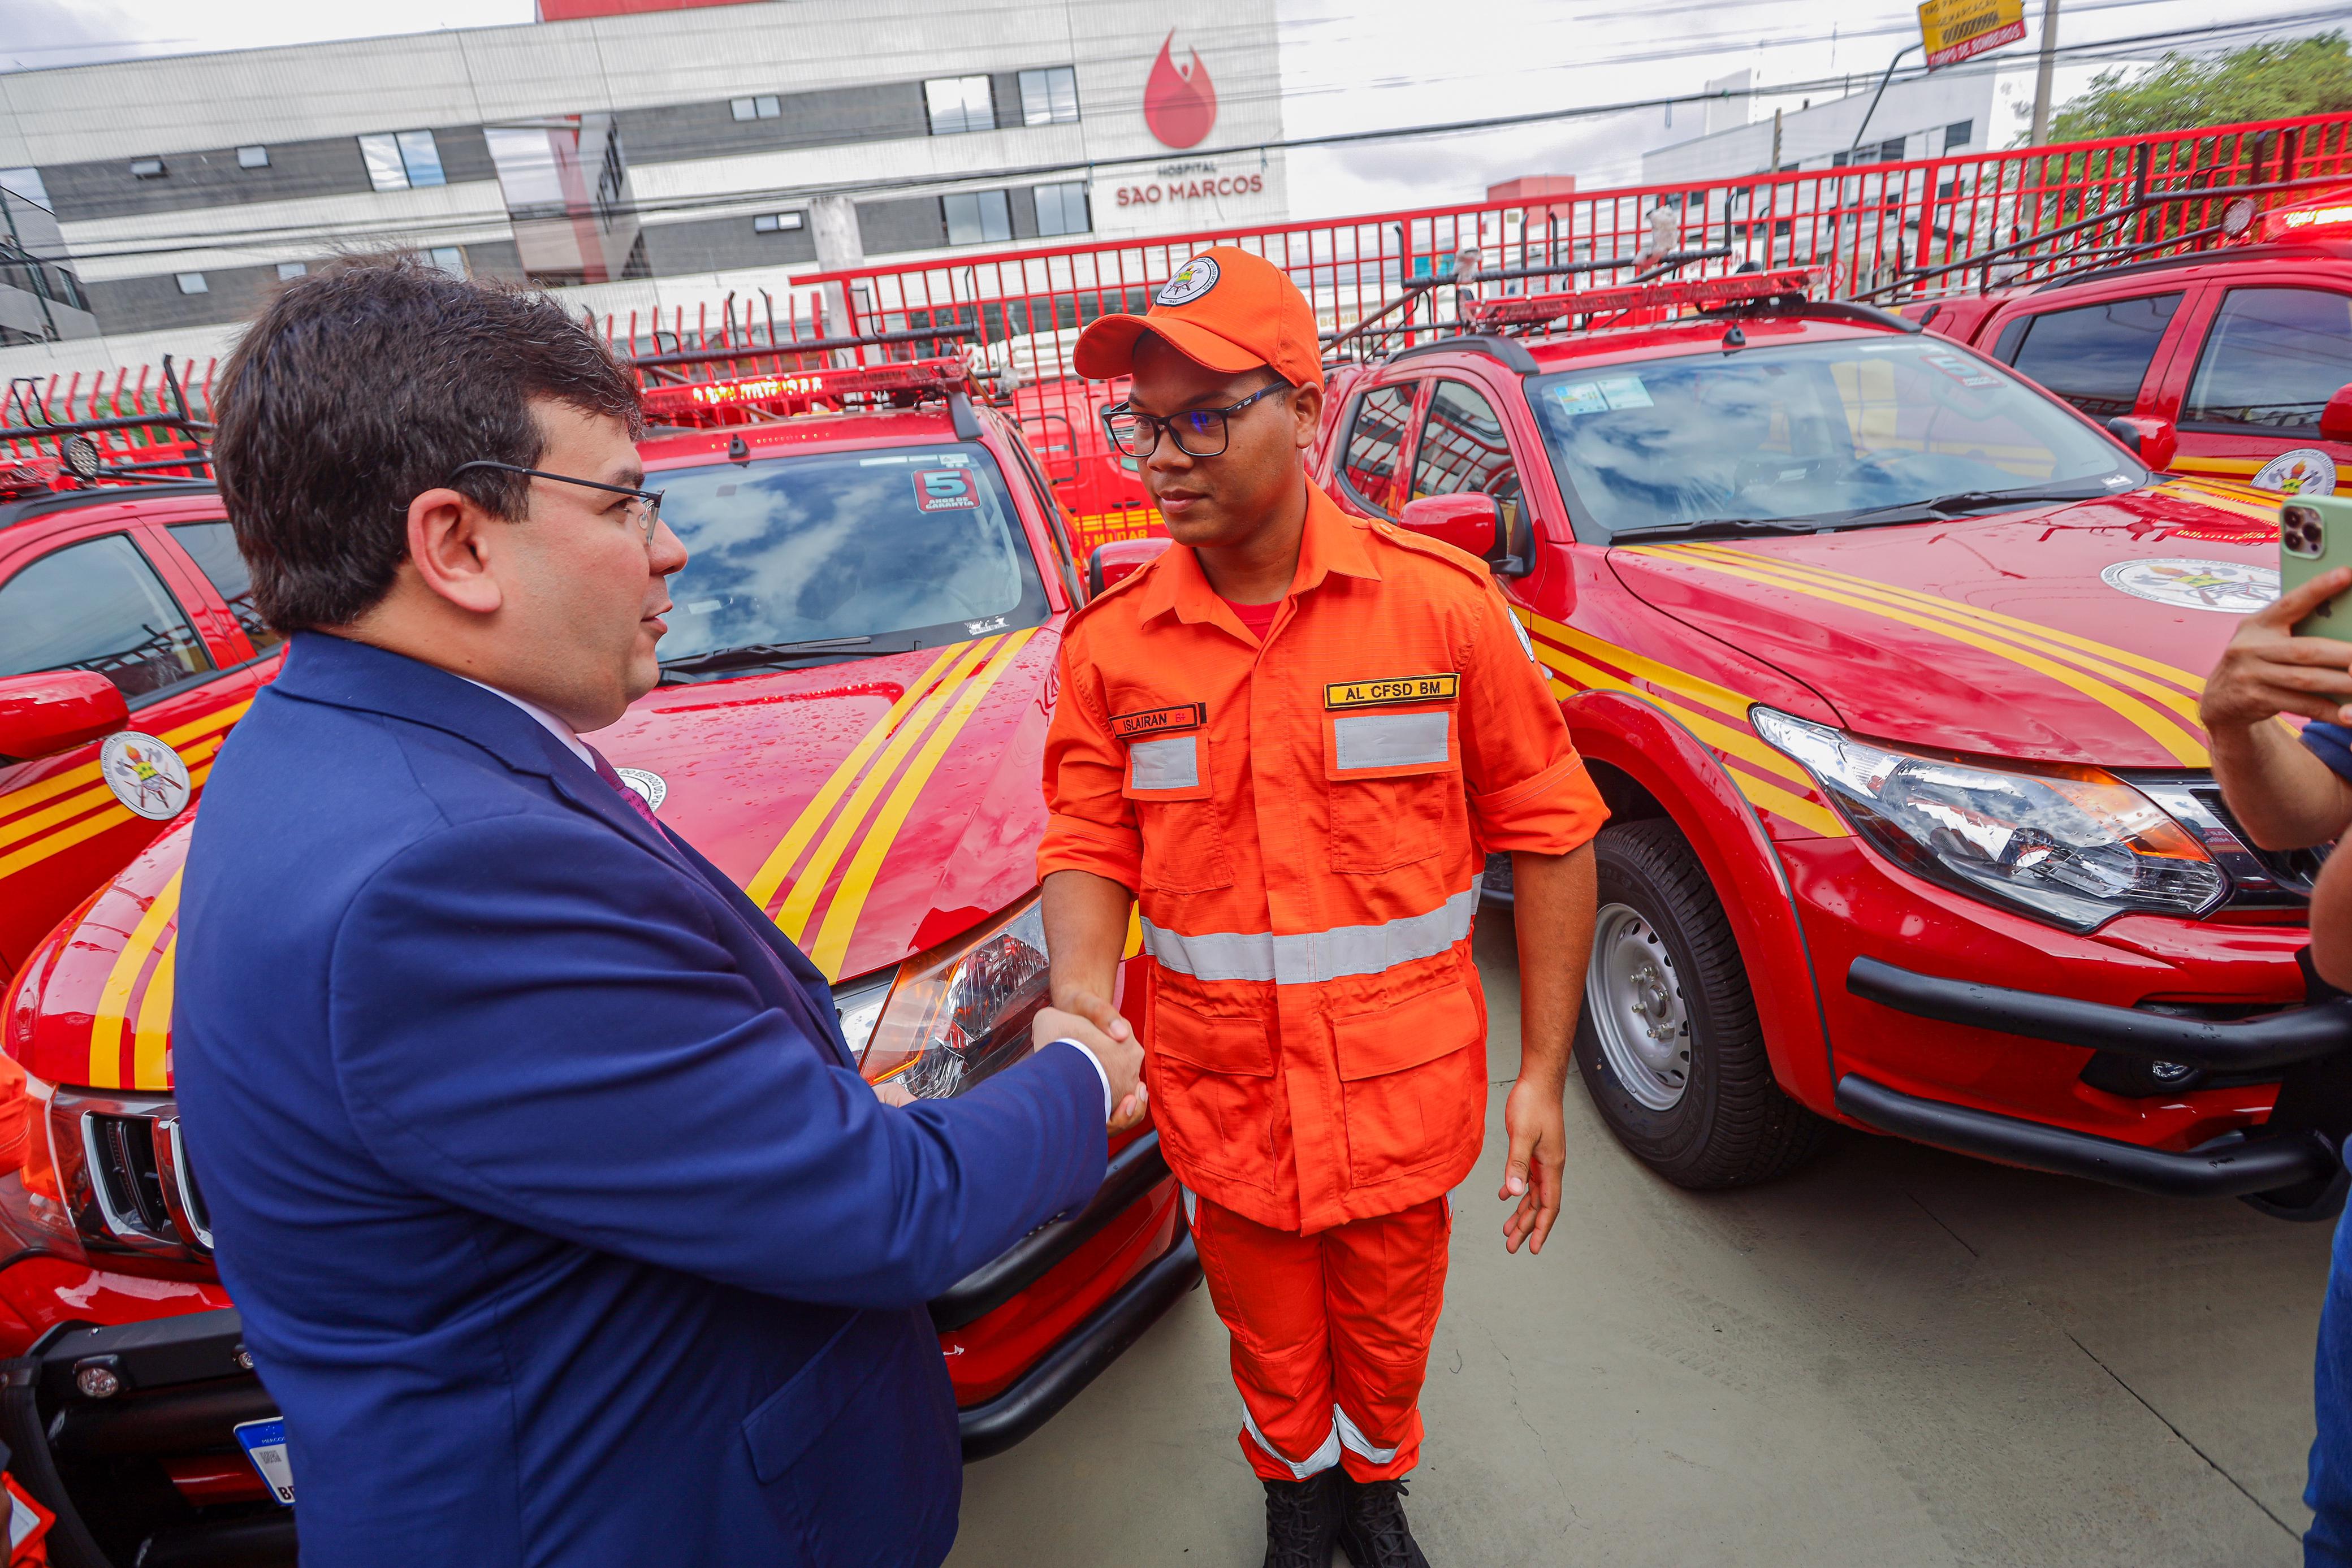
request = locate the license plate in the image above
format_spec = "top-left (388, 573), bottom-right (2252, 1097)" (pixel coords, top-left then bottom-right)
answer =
top-left (234, 1418), bottom-right (295, 1507)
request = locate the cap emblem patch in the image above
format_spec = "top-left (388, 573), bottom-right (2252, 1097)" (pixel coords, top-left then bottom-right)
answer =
top-left (1156, 256), bottom-right (1221, 306)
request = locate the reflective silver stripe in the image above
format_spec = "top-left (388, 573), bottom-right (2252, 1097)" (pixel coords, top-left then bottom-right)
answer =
top-left (1142, 879), bottom-right (1480, 986)
top-left (1130, 734), bottom-right (1200, 791)
top-left (1333, 711), bottom-right (1450, 770)
top-left (1334, 1405), bottom-right (1400, 1466)
top-left (1243, 1407), bottom-right (1342, 1479)
top-left (1180, 1185), bottom-right (1197, 1225)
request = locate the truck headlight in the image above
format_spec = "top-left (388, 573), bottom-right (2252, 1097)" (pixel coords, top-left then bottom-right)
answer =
top-left (1752, 708), bottom-right (2226, 931)
top-left (859, 893), bottom-right (1052, 1098)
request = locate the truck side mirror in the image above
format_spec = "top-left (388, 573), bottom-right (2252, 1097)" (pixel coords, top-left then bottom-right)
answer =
top-left (1396, 493), bottom-right (1531, 577)
top-left (0, 670), bottom-right (127, 763)
top-left (2104, 415), bottom-right (2178, 473)
top-left (1086, 536), bottom-right (1172, 599)
top-left (2322, 384), bottom-right (2352, 444)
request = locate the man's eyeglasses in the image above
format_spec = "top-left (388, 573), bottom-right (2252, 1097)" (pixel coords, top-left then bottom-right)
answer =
top-left (446, 461), bottom-right (665, 542)
top-left (1101, 381), bottom-right (1291, 460)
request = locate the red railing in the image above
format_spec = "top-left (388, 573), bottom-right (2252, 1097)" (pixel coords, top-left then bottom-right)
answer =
top-left (11, 113), bottom-right (2349, 540)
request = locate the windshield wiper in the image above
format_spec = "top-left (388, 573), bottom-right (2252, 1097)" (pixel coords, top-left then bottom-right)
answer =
top-left (1606, 517), bottom-right (1822, 544)
top-left (658, 635), bottom-right (875, 681)
top-left (1827, 485), bottom-right (2123, 527)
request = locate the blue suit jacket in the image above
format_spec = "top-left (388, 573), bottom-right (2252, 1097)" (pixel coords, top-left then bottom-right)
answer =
top-left (174, 633), bottom-right (1106, 1568)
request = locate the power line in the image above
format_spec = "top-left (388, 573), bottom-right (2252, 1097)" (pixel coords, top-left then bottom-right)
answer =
top-left (31, 5), bottom-right (2341, 268)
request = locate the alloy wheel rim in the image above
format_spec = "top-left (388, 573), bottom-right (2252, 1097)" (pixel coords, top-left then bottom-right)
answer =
top-left (1586, 902), bottom-right (1692, 1111)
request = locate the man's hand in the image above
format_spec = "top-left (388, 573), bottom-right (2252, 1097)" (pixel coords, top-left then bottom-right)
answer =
top-left (1498, 1075), bottom-right (1567, 1255)
top-left (1033, 1005), bottom-right (1148, 1129)
top-left (2200, 566), bottom-right (2352, 730)
top-left (871, 1078), bottom-right (915, 1108)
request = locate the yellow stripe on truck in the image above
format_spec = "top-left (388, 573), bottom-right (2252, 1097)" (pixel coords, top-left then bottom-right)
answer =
top-left (743, 643), bottom-right (965, 909)
top-left (771, 638), bottom-right (1001, 943)
top-left (1626, 545), bottom-right (2211, 767)
top-left (808, 630), bottom-right (1038, 979)
top-left (88, 865), bottom-right (183, 1090)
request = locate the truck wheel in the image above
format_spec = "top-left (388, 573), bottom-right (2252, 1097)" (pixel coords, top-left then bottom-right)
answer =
top-left (1572, 818), bottom-right (1826, 1189)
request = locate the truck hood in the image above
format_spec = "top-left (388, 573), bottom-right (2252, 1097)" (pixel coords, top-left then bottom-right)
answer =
top-left (1603, 478), bottom-right (2280, 768)
top-left (7, 630), bottom-right (1060, 1093)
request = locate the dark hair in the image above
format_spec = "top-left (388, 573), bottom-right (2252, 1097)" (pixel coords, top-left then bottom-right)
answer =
top-left (213, 255), bottom-right (642, 631)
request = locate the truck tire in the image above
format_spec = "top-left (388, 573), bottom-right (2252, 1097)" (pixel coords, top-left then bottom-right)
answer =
top-left (1572, 818), bottom-right (1827, 1189)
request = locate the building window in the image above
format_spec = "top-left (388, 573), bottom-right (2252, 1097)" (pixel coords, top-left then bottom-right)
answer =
top-left (1880, 136), bottom-right (1907, 163)
top-left (730, 95), bottom-right (780, 122)
top-left (360, 130), bottom-right (446, 192)
top-left (752, 211), bottom-right (805, 233)
top-left (1019, 67), bottom-right (1079, 127)
top-left (944, 189), bottom-right (1011, 246)
top-left (1944, 120), bottom-right (1974, 153)
top-left (425, 247), bottom-right (467, 278)
top-left (1, 168), bottom-right (50, 210)
top-left (237, 145), bottom-right (270, 170)
top-left (277, 261), bottom-right (308, 280)
top-left (1032, 181), bottom-right (1089, 238)
top-left (129, 158), bottom-right (166, 179)
top-left (926, 76), bottom-right (996, 136)
top-left (174, 272), bottom-right (208, 295)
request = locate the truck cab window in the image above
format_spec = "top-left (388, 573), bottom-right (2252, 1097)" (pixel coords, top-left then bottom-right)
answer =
top-left (2000, 293), bottom-right (2181, 419)
top-left (0, 535), bottom-right (211, 701)
top-left (1339, 382), bottom-right (1417, 517)
top-left (2185, 288), bottom-right (2352, 434)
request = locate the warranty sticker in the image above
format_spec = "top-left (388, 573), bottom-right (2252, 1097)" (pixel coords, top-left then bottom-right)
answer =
top-left (1112, 702), bottom-right (1205, 739)
top-left (912, 469), bottom-right (978, 512)
top-left (1326, 673), bottom-right (1460, 709)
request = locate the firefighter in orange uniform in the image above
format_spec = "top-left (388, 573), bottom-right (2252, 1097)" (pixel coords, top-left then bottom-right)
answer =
top-left (1037, 248), bottom-right (1605, 1568)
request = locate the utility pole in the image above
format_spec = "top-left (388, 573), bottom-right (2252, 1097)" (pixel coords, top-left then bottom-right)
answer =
top-left (1771, 107), bottom-right (1784, 172)
top-left (2028, 0), bottom-right (2061, 145)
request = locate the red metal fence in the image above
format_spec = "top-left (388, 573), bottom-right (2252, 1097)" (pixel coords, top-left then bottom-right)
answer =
top-left (8, 112), bottom-right (2350, 543)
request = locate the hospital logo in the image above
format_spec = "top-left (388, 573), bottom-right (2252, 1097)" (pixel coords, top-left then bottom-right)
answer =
top-left (100, 731), bottom-right (192, 820)
top-left (2100, 557), bottom-right (2278, 614)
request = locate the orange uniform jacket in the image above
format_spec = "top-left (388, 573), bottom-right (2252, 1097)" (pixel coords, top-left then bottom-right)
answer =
top-left (1039, 483), bottom-right (1608, 1233)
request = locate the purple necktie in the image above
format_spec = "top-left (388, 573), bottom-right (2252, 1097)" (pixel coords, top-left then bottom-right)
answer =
top-left (582, 743), bottom-right (664, 831)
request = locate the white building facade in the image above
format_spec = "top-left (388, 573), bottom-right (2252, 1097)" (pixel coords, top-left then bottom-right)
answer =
top-left (0, 0), bottom-right (1286, 379)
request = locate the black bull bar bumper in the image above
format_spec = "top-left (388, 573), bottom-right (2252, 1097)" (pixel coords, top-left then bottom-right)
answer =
top-left (1840, 957), bottom-right (2352, 1209)
top-left (1, 1136), bottom-right (1197, 1563)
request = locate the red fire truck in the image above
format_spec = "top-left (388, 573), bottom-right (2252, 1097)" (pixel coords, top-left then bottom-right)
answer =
top-left (0, 355), bottom-right (1190, 1566)
top-left (1297, 263), bottom-right (2344, 1208)
top-left (1914, 185), bottom-right (2352, 497)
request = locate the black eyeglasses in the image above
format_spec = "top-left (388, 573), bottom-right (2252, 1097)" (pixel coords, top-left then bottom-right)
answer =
top-left (1101, 381), bottom-right (1291, 460)
top-left (446, 460), bottom-right (665, 542)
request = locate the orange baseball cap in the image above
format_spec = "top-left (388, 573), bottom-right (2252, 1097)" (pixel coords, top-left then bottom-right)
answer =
top-left (1071, 246), bottom-right (1324, 387)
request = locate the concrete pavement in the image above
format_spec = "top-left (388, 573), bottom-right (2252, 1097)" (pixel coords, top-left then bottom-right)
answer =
top-left (949, 912), bottom-right (2333, 1567)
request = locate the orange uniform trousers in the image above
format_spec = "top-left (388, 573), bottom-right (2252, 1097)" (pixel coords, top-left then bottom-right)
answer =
top-left (1190, 1190), bottom-right (1450, 1483)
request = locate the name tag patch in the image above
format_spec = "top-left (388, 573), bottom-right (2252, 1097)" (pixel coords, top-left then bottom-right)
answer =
top-left (1325, 673), bottom-right (1459, 710)
top-left (1113, 703), bottom-right (1206, 739)
top-left (1129, 734), bottom-right (1202, 791)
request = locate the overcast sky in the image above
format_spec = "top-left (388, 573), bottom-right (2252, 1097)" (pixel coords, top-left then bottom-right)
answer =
top-left (1, 0), bottom-right (2338, 215)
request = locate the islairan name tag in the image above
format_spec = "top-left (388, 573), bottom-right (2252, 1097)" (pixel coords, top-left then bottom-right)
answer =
top-left (1112, 702), bottom-right (1207, 740)
top-left (1325, 673), bottom-right (1460, 710)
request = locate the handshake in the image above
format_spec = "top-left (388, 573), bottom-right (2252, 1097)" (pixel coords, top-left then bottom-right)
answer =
top-left (1032, 993), bottom-right (1149, 1131)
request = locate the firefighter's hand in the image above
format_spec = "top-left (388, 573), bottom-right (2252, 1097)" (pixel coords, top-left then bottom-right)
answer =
top-left (1499, 1076), bottom-right (1567, 1256)
top-left (1034, 1006), bottom-right (1147, 1129)
top-left (2202, 567), bottom-right (2352, 729)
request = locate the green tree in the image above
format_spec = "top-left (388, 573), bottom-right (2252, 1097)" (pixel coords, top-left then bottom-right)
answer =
top-left (2047, 32), bottom-right (2352, 142)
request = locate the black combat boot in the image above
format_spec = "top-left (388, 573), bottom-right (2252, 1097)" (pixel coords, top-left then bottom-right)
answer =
top-left (1337, 1475), bottom-right (1432, 1568)
top-left (1260, 1470), bottom-right (1340, 1568)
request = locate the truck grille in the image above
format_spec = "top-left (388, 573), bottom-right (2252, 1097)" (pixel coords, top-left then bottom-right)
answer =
top-left (52, 1090), bottom-right (212, 1260)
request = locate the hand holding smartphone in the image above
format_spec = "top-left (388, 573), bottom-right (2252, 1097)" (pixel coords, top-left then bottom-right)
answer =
top-left (2282, 495), bottom-right (2352, 636)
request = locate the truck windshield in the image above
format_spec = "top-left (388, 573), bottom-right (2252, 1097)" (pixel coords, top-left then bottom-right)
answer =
top-left (652, 444), bottom-right (1049, 679)
top-left (1527, 337), bottom-right (2146, 540)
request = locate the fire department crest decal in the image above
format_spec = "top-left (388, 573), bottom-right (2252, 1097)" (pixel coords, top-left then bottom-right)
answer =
top-left (2100, 557), bottom-right (2278, 614)
top-left (100, 732), bottom-right (192, 820)
top-left (1156, 256), bottom-right (1220, 306)
top-left (613, 767), bottom-right (667, 812)
top-left (2252, 448), bottom-right (2338, 496)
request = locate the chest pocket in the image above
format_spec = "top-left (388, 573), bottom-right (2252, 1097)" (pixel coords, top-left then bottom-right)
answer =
top-left (1324, 701), bottom-right (1462, 874)
top-left (1120, 714), bottom-right (1234, 893)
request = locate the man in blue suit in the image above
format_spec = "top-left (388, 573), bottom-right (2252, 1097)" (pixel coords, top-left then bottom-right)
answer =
top-left (174, 257), bottom-right (1143, 1568)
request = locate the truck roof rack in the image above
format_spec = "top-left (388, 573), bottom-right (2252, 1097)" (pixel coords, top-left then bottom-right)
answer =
top-left (636, 353), bottom-right (984, 432)
top-left (1, 356), bottom-right (214, 496)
